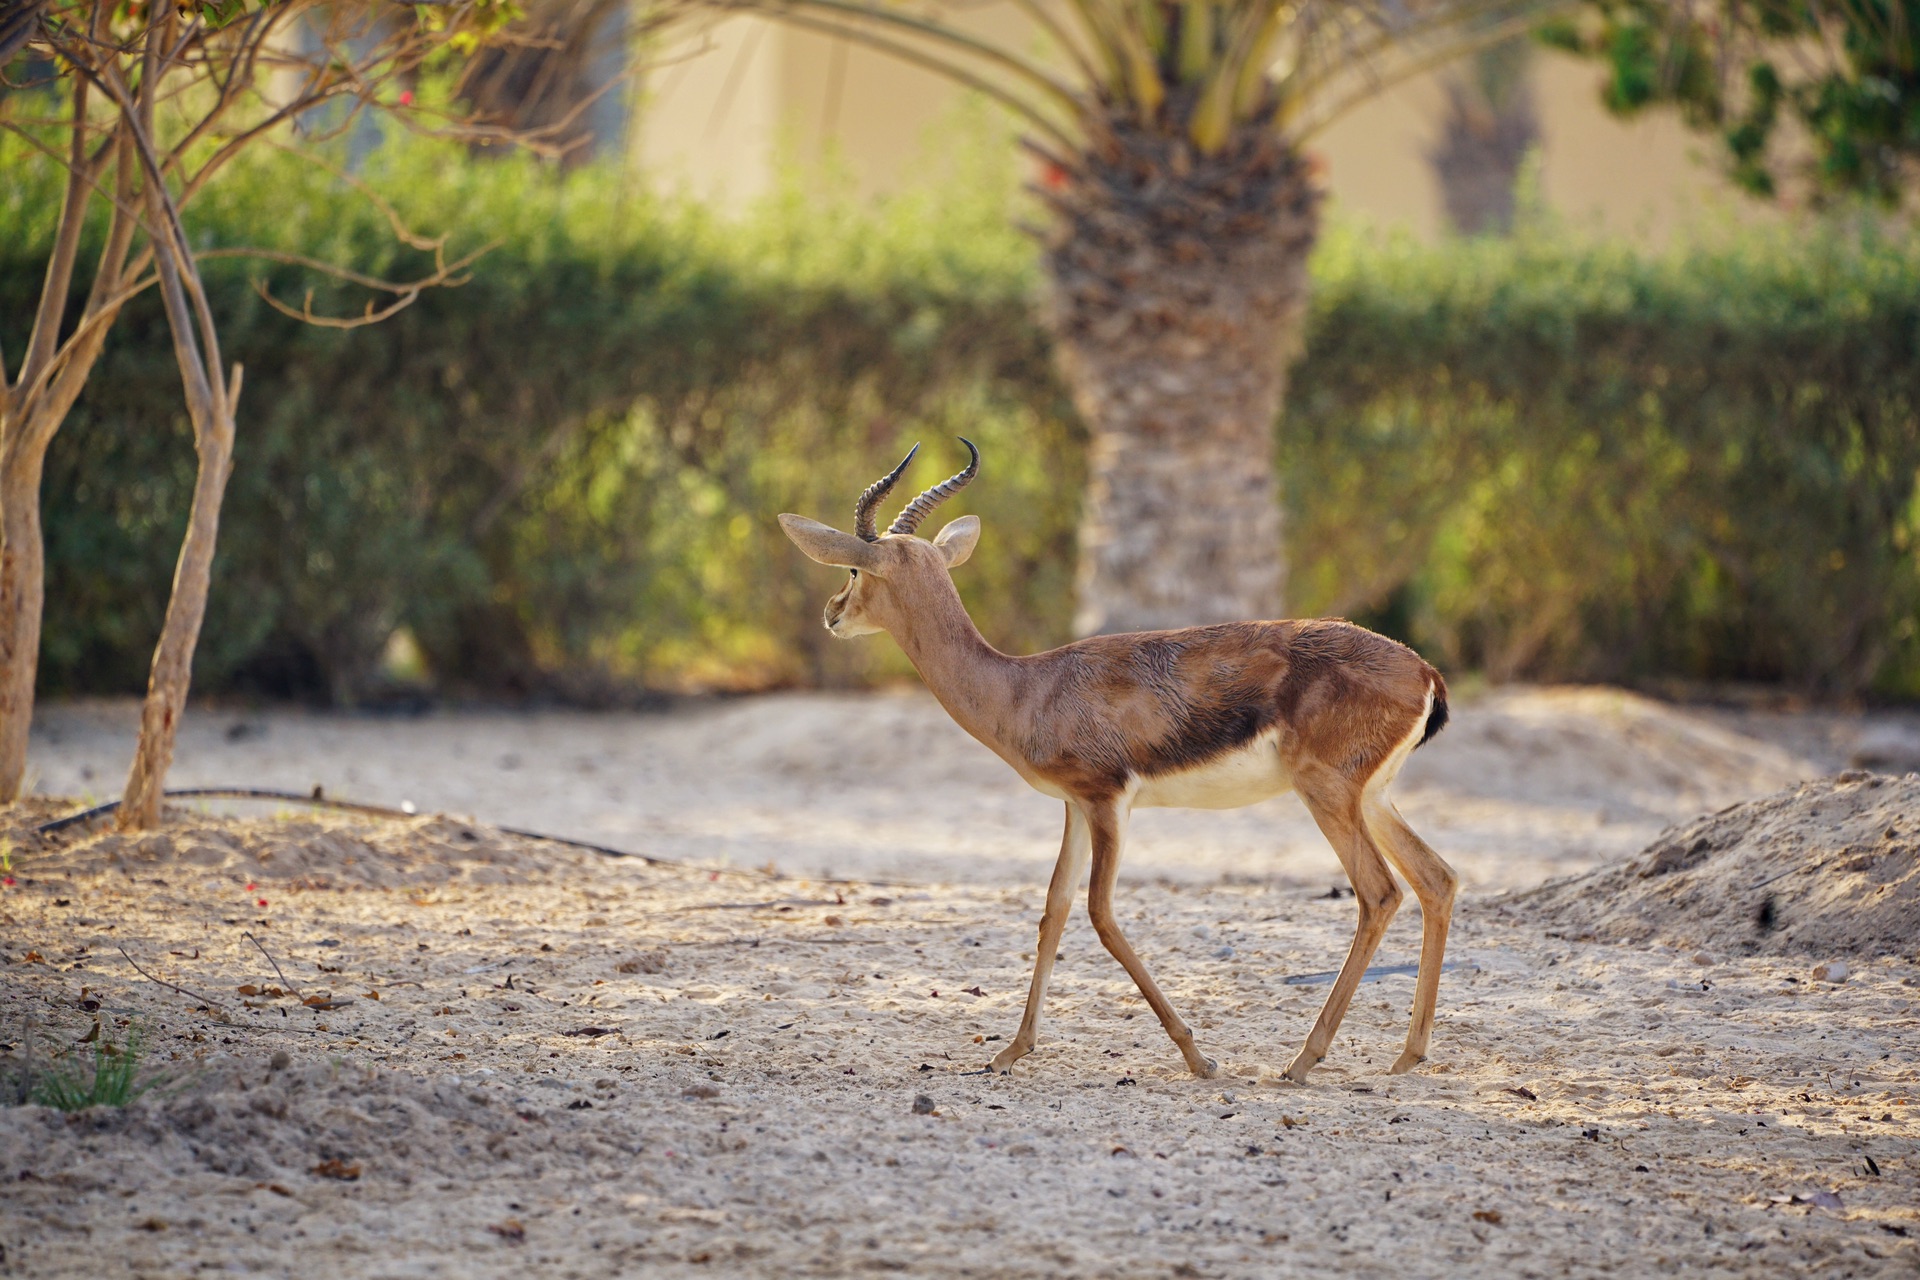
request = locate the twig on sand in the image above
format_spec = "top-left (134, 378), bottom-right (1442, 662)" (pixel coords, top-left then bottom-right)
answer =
top-left (243, 931), bottom-right (302, 996)
top-left (676, 936), bottom-right (878, 947)
top-left (116, 944), bottom-right (232, 1021)
top-left (1282, 959), bottom-right (1477, 987)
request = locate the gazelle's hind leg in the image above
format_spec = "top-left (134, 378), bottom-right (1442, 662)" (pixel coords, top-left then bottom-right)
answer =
top-left (1283, 766), bottom-right (1402, 1083)
top-left (991, 803), bottom-right (1088, 1073)
top-left (1363, 795), bottom-right (1456, 1074)
top-left (1083, 800), bottom-right (1218, 1078)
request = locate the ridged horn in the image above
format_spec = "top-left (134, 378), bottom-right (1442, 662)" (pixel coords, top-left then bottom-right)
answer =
top-left (887, 437), bottom-right (979, 537)
top-left (854, 444), bottom-right (918, 542)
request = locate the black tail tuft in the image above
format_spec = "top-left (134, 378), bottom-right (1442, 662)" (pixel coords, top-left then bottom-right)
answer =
top-left (1417, 684), bottom-right (1449, 748)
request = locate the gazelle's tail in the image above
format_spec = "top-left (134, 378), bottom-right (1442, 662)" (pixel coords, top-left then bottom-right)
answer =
top-left (1417, 670), bottom-right (1449, 748)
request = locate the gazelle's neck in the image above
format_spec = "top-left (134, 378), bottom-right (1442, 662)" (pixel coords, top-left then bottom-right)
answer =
top-left (885, 582), bottom-right (1029, 758)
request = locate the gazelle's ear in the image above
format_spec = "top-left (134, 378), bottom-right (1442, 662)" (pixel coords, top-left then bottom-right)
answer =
top-left (932, 515), bottom-right (980, 568)
top-left (778, 514), bottom-right (880, 572)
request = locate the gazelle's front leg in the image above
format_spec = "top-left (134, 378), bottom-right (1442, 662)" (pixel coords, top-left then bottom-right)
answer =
top-left (1084, 799), bottom-right (1218, 1079)
top-left (991, 803), bottom-right (1088, 1073)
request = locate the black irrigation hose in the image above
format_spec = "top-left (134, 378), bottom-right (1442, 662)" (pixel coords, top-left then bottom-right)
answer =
top-left (31, 786), bottom-right (919, 888)
top-left (38, 787), bottom-right (413, 836)
top-left (38, 787), bottom-right (677, 868)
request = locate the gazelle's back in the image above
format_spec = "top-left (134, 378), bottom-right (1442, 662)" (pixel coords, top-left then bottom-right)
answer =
top-left (1011, 618), bottom-right (1445, 804)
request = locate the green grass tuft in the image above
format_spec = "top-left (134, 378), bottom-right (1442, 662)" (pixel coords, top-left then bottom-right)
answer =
top-left (18, 1026), bottom-right (164, 1112)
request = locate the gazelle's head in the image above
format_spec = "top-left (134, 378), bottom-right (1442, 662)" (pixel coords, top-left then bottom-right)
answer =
top-left (778, 439), bottom-right (982, 640)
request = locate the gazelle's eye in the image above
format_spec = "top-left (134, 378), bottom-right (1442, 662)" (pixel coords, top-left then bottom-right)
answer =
top-left (848, 570), bottom-right (859, 580)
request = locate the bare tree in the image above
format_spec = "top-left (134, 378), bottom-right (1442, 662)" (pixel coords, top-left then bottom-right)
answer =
top-left (0, 0), bottom-right (596, 823)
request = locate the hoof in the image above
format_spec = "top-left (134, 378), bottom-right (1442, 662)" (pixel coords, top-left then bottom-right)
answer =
top-left (1387, 1050), bottom-right (1425, 1076)
top-left (1189, 1056), bottom-right (1219, 1080)
top-left (989, 1046), bottom-right (1026, 1075)
top-left (1282, 1052), bottom-right (1319, 1084)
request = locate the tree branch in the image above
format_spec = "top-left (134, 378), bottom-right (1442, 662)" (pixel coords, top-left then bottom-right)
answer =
top-left (15, 63), bottom-right (92, 401)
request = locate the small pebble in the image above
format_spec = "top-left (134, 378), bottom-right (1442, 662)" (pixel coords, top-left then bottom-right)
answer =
top-left (1812, 960), bottom-right (1849, 984)
top-left (1191, 925), bottom-right (1211, 941)
top-left (1213, 945), bottom-right (1235, 960)
top-left (268, 1050), bottom-right (291, 1072)
top-left (1690, 952), bottom-right (1717, 966)
top-left (911, 1094), bottom-right (936, 1115)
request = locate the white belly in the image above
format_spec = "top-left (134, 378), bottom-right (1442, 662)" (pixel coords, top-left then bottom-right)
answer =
top-left (1131, 731), bottom-right (1291, 810)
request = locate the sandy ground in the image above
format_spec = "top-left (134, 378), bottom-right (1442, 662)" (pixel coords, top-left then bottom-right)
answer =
top-left (1, 687), bottom-right (1917, 1278)
top-left (19, 685), bottom-right (1881, 891)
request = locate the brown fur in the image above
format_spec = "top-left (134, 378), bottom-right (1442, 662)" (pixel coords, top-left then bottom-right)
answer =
top-left (780, 513), bottom-right (1456, 1082)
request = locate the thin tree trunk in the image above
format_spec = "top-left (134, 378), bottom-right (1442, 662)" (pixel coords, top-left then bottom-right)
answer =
top-left (0, 64), bottom-right (133, 802)
top-left (118, 16), bottom-right (242, 830)
top-left (1043, 124), bottom-right (1320, 636)
top-left (118, 378), bottom-right (237, 828)
top-left (0, 317), bottom-right (132, 802)
top-left (0, 446), bottom-right (48, 801)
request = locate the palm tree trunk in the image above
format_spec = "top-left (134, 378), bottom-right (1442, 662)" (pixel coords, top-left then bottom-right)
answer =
top-left (1042, 124), bottom-right (1320, 636)
top-left (1429, 38), bottom-right (1538, 236)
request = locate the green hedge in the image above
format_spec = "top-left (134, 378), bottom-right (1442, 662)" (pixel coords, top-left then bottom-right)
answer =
top-left (5, 140), bottom-right (1918, 700)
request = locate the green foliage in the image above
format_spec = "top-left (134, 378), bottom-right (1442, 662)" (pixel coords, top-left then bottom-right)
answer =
top-left (3, 134), bottom-right (1074, 699)
top-left (1291, 218), bottom-right (1920, 695)
top-left (5, 137), bottom-right (1919, 699)
top-left (1544, 0), bottom-right (1920, 205)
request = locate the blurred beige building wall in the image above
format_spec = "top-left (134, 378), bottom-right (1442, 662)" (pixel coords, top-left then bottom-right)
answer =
top-left (635, 12), bottom-right (1767, 241)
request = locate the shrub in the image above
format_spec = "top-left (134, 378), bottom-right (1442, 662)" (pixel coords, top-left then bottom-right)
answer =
top-left (5, 137), bottom-right (1917, 698)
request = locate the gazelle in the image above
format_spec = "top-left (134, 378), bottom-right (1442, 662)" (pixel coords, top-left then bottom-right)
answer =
top-left (779, 441), bottom-right (1455, 1083)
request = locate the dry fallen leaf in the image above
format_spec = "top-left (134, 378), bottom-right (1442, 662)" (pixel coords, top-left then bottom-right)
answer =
top-left (303, 993), bottom-right (354, 1010)
top-left (1473, 1210), bottom-right (1504, 1226)
top-left (310, 1158), bottom-right (361, 1181)
top-left (488, 1219), bottom-right (526, 1244)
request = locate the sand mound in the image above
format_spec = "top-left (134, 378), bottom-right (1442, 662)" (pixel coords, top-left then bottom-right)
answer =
top-left (1509, 771), bottom-right (1920, 959)
top-left (1400, 686), bottom-right (1812, 818)
top-left (0, 1055), bottom-right (634, 1191)
top-left (4, 807), bottom-right (588, 889)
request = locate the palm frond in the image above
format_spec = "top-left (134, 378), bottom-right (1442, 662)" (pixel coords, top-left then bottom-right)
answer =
top-left (692, 0), bottom-right (1570, 153)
